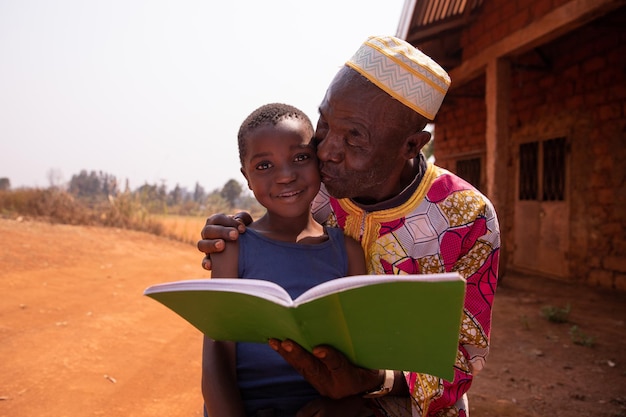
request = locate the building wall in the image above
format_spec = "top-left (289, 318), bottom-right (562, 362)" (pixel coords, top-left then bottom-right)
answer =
top-left (434, 3), bottom-right (626, 289)
top-left (461, 0), bottom-right (572, 58)
top-left (434, 76), bottom-right (487, 180)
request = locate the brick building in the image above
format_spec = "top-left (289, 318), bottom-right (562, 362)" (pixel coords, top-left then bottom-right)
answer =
top-left (397, 0), bottom-right (626, 289)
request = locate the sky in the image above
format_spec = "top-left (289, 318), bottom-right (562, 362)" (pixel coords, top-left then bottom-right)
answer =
top-left (0, 0), bottom-right (407, 193)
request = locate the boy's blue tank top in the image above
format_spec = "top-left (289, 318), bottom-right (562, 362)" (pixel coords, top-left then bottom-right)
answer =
top-left (236, 227), bottom-right (348, 417)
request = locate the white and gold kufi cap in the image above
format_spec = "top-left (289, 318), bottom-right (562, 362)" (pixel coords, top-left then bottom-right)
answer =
top-left (346, 35), bottom-right (451, 120)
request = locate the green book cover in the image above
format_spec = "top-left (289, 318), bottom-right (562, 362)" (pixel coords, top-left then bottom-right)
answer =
top-left (144, 273), bottom-right (466, 381)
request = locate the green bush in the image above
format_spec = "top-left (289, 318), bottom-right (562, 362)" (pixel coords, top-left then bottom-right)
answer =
top-left (569, 325), bottom-right (595, 347)
top-left (541, 303), bottom-right (571, 323)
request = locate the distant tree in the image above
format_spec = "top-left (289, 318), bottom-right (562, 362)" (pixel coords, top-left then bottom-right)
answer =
top-left (102, 174), bottom-right (118, 196)
top-left (68, 170), bottom-right (118, 200)
top-left (46, 169), bottom-right (64, 189)
top-left (69, 170), bottom-right (99, 199)
top-left (158, 183), bottom-right (167, 202)
top-left (169, 184), bottom-right (183, 206)
top-left (135, 182), bottom-right (166, 213)
top-left (0, 177), bottom-right (10, 191)
top-left (205, 191), bottom-right (231, 214)
top-left (238, 192), bottom-right (265, 219)
top-left (136, 183), bottom-right (158, 200)
top-left (193, 182), bottom-right (206, 203)
top-left (220, 179), bottom-right (243, 208)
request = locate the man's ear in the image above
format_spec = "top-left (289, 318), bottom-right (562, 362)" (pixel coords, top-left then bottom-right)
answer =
top-left (240, 167), bottom-right (252, 190)
top-left (404, 130), bottom-right (431, 160)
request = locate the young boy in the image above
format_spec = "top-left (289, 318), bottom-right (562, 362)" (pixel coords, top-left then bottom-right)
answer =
top-left (202, 103), bottom-right (366, 417)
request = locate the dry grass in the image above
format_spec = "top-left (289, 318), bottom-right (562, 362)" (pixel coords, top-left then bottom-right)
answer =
top-left (154, 214), bottom-right (207, 245)
top-left (0, 188), bottom-right (263, 247)
top-left (0, 188), bottom-right (164, 235)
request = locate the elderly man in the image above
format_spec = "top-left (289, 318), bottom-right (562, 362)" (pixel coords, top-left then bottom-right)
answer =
top-left (199, 36), bottom-right (500, 417)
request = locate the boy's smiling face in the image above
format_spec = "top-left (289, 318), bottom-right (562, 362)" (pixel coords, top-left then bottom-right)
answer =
top-left (240, 118), bottom-right (320, 219)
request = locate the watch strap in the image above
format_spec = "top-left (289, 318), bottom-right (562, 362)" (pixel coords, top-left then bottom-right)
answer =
top-left (362, 369), bottom-right (394, 398)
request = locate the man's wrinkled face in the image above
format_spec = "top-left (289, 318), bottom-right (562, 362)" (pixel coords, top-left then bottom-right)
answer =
top-left (314, 68), bottom-right (414, 203)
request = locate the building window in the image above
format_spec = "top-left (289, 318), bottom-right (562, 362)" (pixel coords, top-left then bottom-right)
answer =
top-left (519, 142), bottom-right (538, 200)
top-left (518, 137), bottom-right (566, 201)
top-left (456, 157), bottom-right (481, 190)
top-left (543, 137), bottom-right (566, 201)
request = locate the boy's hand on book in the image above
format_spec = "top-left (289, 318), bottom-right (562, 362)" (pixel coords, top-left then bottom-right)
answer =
top-left (269, 339), bottom-right (381, 399)
top-left (198, 212), bottom-right (252, 270)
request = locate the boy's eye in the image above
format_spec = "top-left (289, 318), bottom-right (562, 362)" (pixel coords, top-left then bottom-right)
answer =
top-left (294, 154), bottom-right (310, 162)
top-left (256, 162), bottom-right (272, 170)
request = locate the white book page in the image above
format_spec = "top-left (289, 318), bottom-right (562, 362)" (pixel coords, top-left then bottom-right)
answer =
top-left (144, 278), bottom-right (295, 307)
top-left (294, 273), bottom-right (462, 307)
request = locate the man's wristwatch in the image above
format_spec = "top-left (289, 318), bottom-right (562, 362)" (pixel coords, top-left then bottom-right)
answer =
top-left (362, 369), bottom-right (394, 398)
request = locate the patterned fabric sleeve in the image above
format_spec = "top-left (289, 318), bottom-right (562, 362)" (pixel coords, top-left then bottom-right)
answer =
top-left (411, 184), bottom-right (500, 416)
top-left (313, 173), bottom-right (501, 417)
top-left (369, 201), bottom-right (499, 417)
top-left (366, 175), bottom-right (500, 417)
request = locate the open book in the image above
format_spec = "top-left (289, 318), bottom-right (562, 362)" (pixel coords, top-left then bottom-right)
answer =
top-left (144, 273), bottom-right (465, 381)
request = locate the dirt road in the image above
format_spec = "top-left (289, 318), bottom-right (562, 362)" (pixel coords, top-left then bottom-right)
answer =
top-left (1, 218), bottom-right (624, 417)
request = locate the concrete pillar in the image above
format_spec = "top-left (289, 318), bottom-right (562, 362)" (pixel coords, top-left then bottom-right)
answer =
top-left (485, 57), bottom-right (511, 276)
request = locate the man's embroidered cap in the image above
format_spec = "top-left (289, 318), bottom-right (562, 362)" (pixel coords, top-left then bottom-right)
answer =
top-left (346, 35), bottom-right (451, 120)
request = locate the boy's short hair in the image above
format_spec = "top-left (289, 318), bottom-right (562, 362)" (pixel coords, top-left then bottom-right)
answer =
top-left (238, 103), bottom-right (314, 166)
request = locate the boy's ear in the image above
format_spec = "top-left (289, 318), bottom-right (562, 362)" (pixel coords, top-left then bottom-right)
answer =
top-left (404, 131), bottom-right (431, 160)
top-left (240, 167), bottom-right (252, 190)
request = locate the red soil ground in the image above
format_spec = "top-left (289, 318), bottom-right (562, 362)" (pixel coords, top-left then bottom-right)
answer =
top-left (1, 218), bottom-right (624, 417)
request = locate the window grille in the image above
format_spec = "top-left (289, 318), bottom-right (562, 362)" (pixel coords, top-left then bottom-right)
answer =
top-left (542, 137), bottom-right (566, 201)
top-left (456, 157), bottom-right (482, 190)
top-left (518, 138), bottom-right (566, 201)
top-left (519, 142), bottom-right (538, 200)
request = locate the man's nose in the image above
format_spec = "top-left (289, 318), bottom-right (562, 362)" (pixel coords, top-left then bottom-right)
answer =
top-left (316, 134), bottom-right (342, 162)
